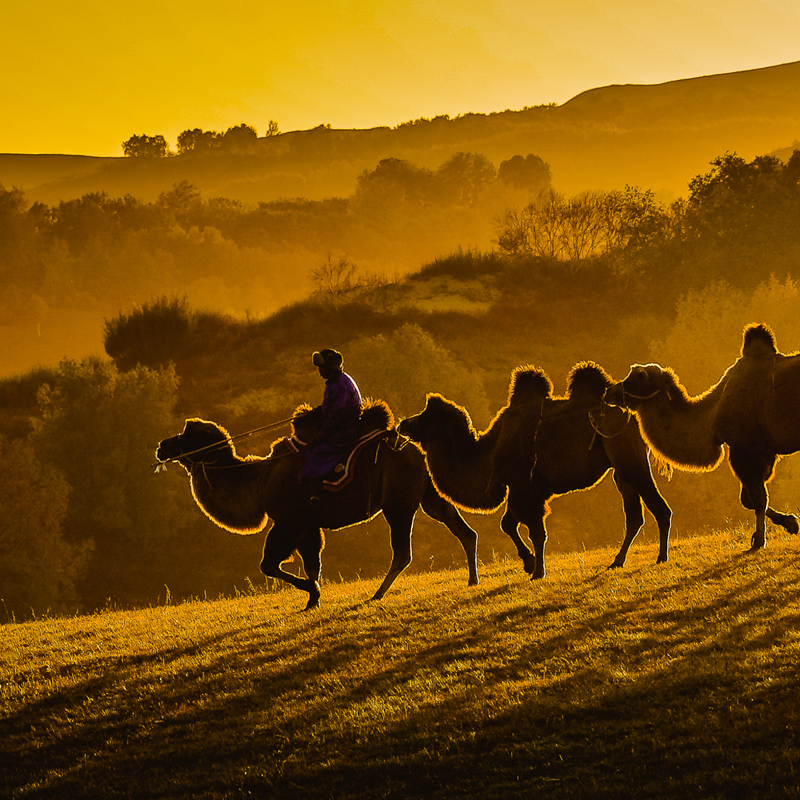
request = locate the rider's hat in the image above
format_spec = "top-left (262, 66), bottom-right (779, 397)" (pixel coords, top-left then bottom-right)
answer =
top-left (312, 349), bottom-right (343, 369)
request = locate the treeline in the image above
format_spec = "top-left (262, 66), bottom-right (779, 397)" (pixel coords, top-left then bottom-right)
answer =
top-left (122, 122), bottom-right (280, 158)
top-left (3, 150), bottom-right (800, 620)
top-left (0, 151), bottom-right (551, 323)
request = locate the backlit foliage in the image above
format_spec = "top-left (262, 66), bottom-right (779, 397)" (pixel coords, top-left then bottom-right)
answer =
top-left (0, 436), bottom-right (88, 619)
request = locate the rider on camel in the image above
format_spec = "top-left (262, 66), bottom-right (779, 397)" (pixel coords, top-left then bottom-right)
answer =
top-left (300, 348), bottom-right (362, 516)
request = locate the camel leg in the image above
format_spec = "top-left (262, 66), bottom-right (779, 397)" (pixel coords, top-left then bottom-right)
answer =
top-left (741, 483), bottom-right (769, 551)
top-left (420, 482), bottom-right (479, 586)
top-left (766, 507), bottom-right (800, 534)
top-left (260, 522), bottom-right (321, 610)
top-left (370, 505), bottom-right (415, 601)
top-left (730, 449), bottom-right (772, 551)
top-left (608, 475), bottom-right (645, 568)
top-left (504, 492), bottom-right (548, 580)
top-left (296, 528), bottom-right (325, 610)
top-left (610, 471), bottom-right (672, 567)
top-left (500, 510), bottom-right (538, 576)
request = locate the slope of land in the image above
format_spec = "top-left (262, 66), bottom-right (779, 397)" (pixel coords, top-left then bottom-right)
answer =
top-left (2, 530), bottom-right (799, 799)
top-left (3, 61), bottom-right (800, 204)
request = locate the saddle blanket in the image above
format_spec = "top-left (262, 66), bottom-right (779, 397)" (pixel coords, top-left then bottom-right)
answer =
top-left (287, 428), bottom-right (391, 490)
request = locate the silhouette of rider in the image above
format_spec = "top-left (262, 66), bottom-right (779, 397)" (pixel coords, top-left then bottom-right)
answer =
top-left (300, 349), bottom-right (362, 517)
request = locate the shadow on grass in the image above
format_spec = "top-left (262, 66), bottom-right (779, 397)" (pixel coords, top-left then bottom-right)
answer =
top-left (3, 542), bottom-right (800, 799)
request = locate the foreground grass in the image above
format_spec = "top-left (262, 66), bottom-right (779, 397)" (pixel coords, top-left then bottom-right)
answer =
top-left (2, 528), bottom-right (800, 799)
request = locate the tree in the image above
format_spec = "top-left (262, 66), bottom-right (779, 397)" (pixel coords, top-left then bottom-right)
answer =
top-left (0, 435), bottom-right (88, 618)
top-left (176, 128), bottom-right (221, 155)
top-left (498, 154), bottom-right (551, 193)
top-left (435, 152), bottom-right (496, 206)
top-left (345, 323), bottom-right (490, 424)
top-left (31, 359), bottom-right (188, 606)
top-left (221, 124), bottom-right (258, 152)
top-left (122, 134), bottom-right (170, 158)
top-left (685, 152), bottom-right (794, 243)
top-left (495, 187), bottom-right (669, 266)
top-left (157, 180), bottom-right (203, 218)
top-left (354, 158), bottom-right (435, 207)
top-left (310, 254), bottom-right (357, 294)
top-left (496, 189), bottom-right (567, 260)
top-left (266, 120), bottom-right (280, 137)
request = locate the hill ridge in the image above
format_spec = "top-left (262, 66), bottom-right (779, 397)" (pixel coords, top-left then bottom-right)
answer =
top-left (3, 60), bottom-right (800, 202)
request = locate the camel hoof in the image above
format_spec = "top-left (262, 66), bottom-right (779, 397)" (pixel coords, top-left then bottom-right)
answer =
top-left (748, 538), bottom-right (766, 552)
top-left (608, 561), bottom-right (624, 570)
top-left (786, 516), bottom-right (800, 535)
top-left (304, 583), bottom-right (321, 611)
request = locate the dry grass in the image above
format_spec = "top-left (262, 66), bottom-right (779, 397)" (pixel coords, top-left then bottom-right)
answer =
top-left (2, 528), bottom-right (800, 799)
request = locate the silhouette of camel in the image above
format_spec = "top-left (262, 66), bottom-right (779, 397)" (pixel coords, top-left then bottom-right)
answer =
top-left (398, 362), bottom-right (672, 580)
top-left (156, 400), bottom-right (479, 610)
top-left (606, 323), bottom-right (800, 550)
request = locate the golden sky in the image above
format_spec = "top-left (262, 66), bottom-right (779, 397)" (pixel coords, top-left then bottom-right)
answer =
top-left (3, 0), bottom-right (799, 157)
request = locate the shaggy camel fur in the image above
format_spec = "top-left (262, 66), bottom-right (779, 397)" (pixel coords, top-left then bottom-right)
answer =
top-left (156, 401), bottom-right (479, 609)
top-left (398, 362), bottom-right (672, 579)
top-left (605, 323), bottom-right (800, 550)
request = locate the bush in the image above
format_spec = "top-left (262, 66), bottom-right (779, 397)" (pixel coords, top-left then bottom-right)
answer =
top-left (104, 295), bottom-right (194, 370)
top-left (346, 323), bottom-right (491, 425)
top-left (0, 436), bottom-right (89, 619)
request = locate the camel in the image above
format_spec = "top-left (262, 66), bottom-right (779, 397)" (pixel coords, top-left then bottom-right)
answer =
top-left (605, 322), bottom-right (800, 550)
top-left (155, 400), bottom-right (480, 610)
top-left (397, 362), bottom-right (672, 580)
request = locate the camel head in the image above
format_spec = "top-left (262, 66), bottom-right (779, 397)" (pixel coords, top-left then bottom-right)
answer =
top-left (156, 418), bottom-right (233, 470)
top-left (605, 364), bottom-right (673, 409)
top-left (398, 394), bottom-right (474, 446)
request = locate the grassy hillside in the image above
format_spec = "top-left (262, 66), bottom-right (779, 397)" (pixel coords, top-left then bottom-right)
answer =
top-left (3, 61), bottom-right (800, 204)
top-left (3, 529), bottom-right (799, 799)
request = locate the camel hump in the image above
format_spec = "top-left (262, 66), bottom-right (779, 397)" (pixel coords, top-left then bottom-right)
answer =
top-left (566, 361), bottom-right (612, 400)
top-left (290, 398), bottom-right (394, 440)
top-left (508, 365), bottom-right (554, 405)
top-left (360, 397), bottom-right (395, 431)
top-left (742, 323), bottom-right (777, 357)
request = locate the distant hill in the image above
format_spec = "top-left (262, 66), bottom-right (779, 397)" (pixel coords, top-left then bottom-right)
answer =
top-left (2, 61), bottom-right (799, 204)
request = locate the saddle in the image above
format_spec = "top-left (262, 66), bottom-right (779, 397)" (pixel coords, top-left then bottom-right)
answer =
top-left (287, 428), bottom-right (393, 490)
top-left (287, 398), bottom-right (397, 491)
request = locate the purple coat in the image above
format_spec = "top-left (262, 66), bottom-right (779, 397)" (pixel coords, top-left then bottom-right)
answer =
top-left (301, 371), bottom-right (363, 478)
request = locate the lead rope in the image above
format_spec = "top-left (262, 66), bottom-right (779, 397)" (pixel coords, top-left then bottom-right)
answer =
top-left (588, 404), bottom-right (632, 443)
top-left (525, 395), bottom-right (545, 483)
top-left (153, 415), bottom-right (295, 471)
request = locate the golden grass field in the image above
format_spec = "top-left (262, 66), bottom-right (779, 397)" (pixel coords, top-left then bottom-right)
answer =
top-left (2, 527), bottom-right (799, 799)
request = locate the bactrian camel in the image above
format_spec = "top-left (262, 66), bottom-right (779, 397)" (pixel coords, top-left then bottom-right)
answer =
top-left (398, 362), bottom-right (672, 579)
top-left (156, 400), bottom-right (479, 610)
top-left (605, 323), bottom-right (800, 550)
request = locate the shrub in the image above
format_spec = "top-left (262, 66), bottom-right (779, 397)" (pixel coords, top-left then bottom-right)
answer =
top-left (104, 295), bottom-right (193, 370)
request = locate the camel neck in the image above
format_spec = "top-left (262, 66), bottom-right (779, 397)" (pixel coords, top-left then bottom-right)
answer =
top-left (634, 384), bottom-right (724, 470)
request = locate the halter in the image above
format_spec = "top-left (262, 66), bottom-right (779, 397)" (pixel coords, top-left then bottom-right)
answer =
top-left (588, 404), bottom-right (632, 441)
top-left (619, 387), bottom-right (663, 401)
